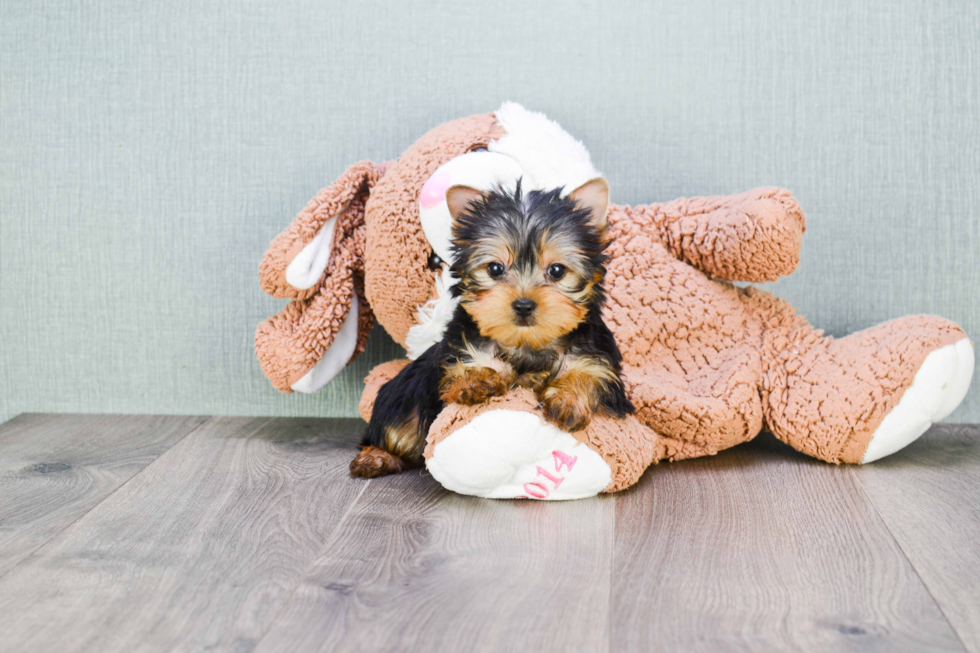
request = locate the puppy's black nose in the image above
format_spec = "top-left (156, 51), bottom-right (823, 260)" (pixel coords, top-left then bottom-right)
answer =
top-left (512, 298), bottom-right (537, 318)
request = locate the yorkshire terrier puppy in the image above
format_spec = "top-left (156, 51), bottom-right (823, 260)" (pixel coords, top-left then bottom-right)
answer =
top-left (350, 178), bottom-right (634, 478)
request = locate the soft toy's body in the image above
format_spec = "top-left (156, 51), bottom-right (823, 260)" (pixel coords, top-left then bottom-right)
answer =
top-left (257, 103), bottom-right (974, 500)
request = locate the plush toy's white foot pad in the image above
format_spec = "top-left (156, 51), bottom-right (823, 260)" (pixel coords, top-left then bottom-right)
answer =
top-left (862, 338), bottom-right (974, 463)
top-left (426, 410), bottom-right (612, 500)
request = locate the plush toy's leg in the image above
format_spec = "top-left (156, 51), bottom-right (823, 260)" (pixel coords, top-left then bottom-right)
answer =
top-left (859, 337), bottom-right (973, 462)
top-left (424, 392), bottom-right (614, 500)
top-left (420, 388), bottom-right (707, 499)
top-left (762, 314), bottom-right (973, 463)
top-left (624, 364), bottom-right (764, 454)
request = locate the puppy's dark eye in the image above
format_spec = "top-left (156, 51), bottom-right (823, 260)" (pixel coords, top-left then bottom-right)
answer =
top-left (547, 263), bottom-right (567, 280)
top-left (487, 262), bottom-right (505, 278)
top-left (427, 252), bottom-right (443, 271)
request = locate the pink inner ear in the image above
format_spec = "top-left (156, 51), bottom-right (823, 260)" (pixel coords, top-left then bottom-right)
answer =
top-left (420, 170), bottom-right (452, 209)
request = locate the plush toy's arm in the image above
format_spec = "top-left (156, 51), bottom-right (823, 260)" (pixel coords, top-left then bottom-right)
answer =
top-left (624, 187), bottom-right (806, 283)
top-left (259, 161), bottom-right (384, 299)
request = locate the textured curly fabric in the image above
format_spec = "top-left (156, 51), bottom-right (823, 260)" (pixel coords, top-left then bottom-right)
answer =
top-left (632, 188), bottom-right (806, 283)
top-left (259, 161), bottom-right (383, 299)
top-left (255, 161), bottom-right (384, 392)
top-left (364, 114), bottom-right (505, 346)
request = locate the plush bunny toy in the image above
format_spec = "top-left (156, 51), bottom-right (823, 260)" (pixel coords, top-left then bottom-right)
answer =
top-left (257, 103), bottom-right (974, 500)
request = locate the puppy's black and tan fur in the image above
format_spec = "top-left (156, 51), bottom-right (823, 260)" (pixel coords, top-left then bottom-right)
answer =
top-left (350, 178), bottom-right (633, 478)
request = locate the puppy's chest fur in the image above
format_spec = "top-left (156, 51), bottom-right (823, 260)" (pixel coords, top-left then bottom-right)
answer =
top-left (458, 328), bottom-right (574, 380)
top-left (499, 343), bottom-right (561, 376)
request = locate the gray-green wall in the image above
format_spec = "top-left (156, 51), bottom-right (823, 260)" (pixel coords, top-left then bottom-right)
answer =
top-left (2, 0), bottom-right (978, 425)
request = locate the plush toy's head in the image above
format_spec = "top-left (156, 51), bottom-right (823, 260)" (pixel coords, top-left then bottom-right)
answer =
top-left (257, 103), bottom-right (612, 394)
top-left (360, 112), bottom-right (504, 356)
top-left (364, 102), bottom-right (607, 360)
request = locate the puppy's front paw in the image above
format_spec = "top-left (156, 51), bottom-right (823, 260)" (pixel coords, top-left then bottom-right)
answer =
top-left (441, 367), bottom-right (509, 405)
top-left (542, 387), bottom-right (593, 432)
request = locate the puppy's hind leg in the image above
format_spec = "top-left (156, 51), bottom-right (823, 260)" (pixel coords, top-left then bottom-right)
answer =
top-left (350, 446), bottom-right (407, 478)
top-left (353, 409), bottom-right (426, 479)
top-left (352, 347), bottom-right (446, 478)
top-left (351, 417), bottom-right (417, 478)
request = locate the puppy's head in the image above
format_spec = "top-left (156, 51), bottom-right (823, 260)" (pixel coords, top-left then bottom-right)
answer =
top-left (447, 178), bottom-right (610, 350)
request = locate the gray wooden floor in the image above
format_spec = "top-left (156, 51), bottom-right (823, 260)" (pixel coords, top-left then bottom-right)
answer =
top-left (0, 415), bottom-right (977, 652)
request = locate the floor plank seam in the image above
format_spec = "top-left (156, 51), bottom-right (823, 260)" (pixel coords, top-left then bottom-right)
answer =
top-left (0, 415), bottom-right (213, 584)
top-left (607, 494), bottom-right (617, 653)
top-left (848, 466), bottom-right (971, 653)
top-left (250, 478), bottom-right (373, 653)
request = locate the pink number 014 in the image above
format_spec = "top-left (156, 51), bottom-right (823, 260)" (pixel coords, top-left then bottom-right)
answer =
top-left (522, 450), bottom-right (578, 499)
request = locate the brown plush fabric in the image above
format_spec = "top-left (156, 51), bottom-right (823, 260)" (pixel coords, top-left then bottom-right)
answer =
top-left (255, 161), bottom-right (384, 392)
top-left (602, 201), bottom-right (768, 454)
top-left (364, 114), bottom-right (505, 347)
top-left (629, 188), bottom-right (806, 283)
top-left (259, 161), bottom-right (383, 299)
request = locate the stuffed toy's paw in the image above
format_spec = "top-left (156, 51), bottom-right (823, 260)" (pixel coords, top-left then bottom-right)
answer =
top-left (358, 361), bottom-right (611, 500)
top-left (862, 338), bottom-right (974, 462)
top-left (360, 364), bottom-right (712, 500)
top-left (424, 390), bottom-right (612, 500)
top-left (420, 387), bottom-right (716, 500)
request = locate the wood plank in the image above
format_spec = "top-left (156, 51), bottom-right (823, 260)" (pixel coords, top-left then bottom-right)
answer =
top-left (853, 424), bottom-right (980, 652)
top-left (0, 413), bottom-right (205, 577)
top-left (253, 471), bottom-right (615, 653)
top-left (0, 416), bottom-right (367, 653)
top-left (611, 433), bottom-right (965, 652)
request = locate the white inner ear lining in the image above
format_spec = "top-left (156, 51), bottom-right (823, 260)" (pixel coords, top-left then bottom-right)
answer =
top-left (286, 215), bottom-right (338, 290)
top-left (290, 293), bottom-right (360, 394)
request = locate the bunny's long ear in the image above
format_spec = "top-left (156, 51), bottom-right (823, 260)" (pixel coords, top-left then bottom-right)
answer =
top-left (259, 161), bottom-right (383, 299)
top-left (255, 161), bottom-right (386, 394)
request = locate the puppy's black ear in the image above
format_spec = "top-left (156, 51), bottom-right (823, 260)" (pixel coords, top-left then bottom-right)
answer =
top-left (446, 185), bottom-right (485, 224)
top-left (569, 178), bottom-right (610, 231)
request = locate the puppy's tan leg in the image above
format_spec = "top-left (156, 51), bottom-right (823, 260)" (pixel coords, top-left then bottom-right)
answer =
top-left (541, 356), bottom-right (618, 432)
top-left (441, 364), bottom-right (513, 405)
top-left (352, 412), bottom-right (425, 478)
top-left (440, 341), bottom-right (515, 406)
